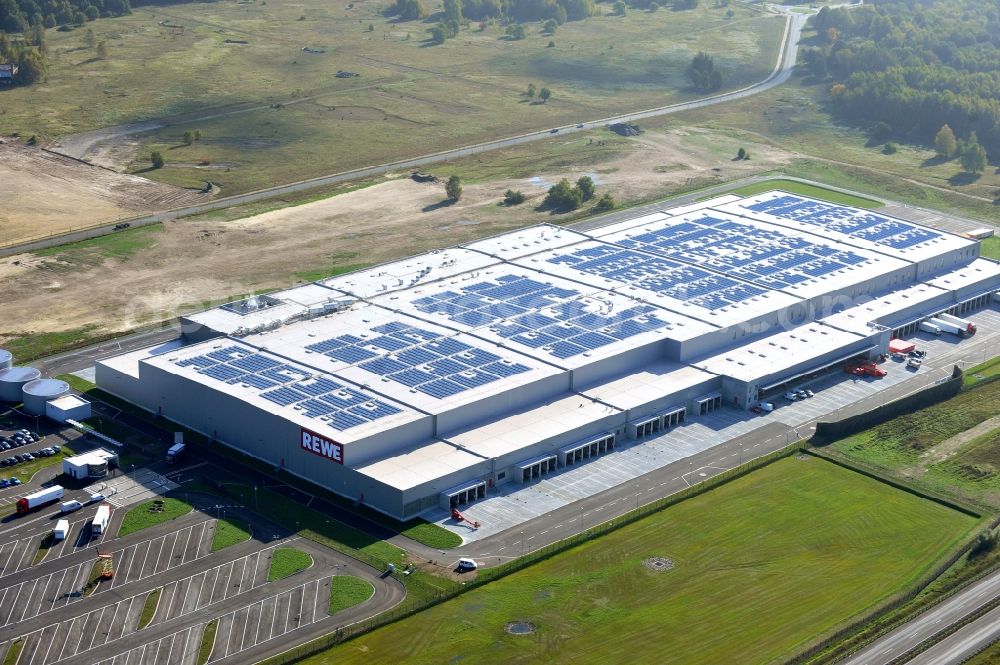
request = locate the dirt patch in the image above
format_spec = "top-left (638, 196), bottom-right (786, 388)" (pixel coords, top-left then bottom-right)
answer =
top-left (504, 621), bottom-right (536, 635)
top-left (0, 127), bottom-right (792, 346)
top-left (914, 415), bottom-right (1000, 473)
top-left (643, 557), bottom-right (675, 573)
top-left (0, 142), bottom-right (211, 245)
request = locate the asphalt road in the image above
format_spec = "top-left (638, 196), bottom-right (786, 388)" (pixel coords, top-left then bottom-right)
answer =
top-left (0, 9), bottom-right (807, 258)
top-left (839, 571), bottom-right (1000, 665)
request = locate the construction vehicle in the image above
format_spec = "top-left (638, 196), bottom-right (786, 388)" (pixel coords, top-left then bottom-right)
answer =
top-left (927, 317), bottom-right (966, 337)
top-left (935, 313), bottom-right (976, 335)
top-left (16, 485), bottom-right (64, 514)
top-left (451, 507), bottom-right (480, 528)
top-left (96, 551), bottom-right (114, 580)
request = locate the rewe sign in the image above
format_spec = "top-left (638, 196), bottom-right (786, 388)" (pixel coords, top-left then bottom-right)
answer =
top-left (301, 427), bottom-right (343, 464)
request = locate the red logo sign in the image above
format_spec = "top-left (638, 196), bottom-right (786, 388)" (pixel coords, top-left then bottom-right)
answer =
top-left (301, 427), bottom-right (343, 464)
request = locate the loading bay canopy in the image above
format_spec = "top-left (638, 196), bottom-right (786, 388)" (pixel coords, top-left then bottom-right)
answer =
top-left (759, 345), bottom-right (878, 393)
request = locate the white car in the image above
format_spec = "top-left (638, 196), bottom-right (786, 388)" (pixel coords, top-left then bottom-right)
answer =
top-left (784, 391), bottom-right (798, 401)
top-left (456, 558), bottom-right (478, 571)
top-left (88, 493), bottom-right (105, 504)
top-left (907, 357), bottom-right (922, 369)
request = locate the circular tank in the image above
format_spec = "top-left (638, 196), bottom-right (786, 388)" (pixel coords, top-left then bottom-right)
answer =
top-left (0, 349), bottom-right (11, 370)
top-left (0, 366), bottom-right (42, 402)
top-left (21, 378), bottom-right (70, 415)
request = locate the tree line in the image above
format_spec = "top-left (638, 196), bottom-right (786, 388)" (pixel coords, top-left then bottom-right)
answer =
top-left (800, 1), bottom-right (1000, 162)
top-left (1, 0), bottom-right (130, 34)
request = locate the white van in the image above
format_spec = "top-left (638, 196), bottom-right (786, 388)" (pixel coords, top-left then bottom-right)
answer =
top-left (60, 500), bottom-right (83, 514)
top-left (456, 558), bottom-right (478, 571)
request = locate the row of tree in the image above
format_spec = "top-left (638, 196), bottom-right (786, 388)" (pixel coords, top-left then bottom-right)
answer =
top-left (0, 0), bottom-right (130, 34)
top-left (0, 29), bottom-right (45, 83)
top-left (801, 1), bottom-right (1000, 160)
top-left (388, 0), bottom-right (596, 24)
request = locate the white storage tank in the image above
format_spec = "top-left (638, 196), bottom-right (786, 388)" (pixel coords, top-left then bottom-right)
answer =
top-left (0, 349), bottom-right (12, 370)
top-left (21, 378), bottom-right (70, 415)
top-left (0, 366), bottom-right (42, 402)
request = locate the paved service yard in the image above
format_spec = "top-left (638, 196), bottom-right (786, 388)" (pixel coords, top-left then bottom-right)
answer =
top-left (438, 306), bottom-right (1000, 543)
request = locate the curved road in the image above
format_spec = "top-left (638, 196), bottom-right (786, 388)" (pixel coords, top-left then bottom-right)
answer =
top-left (1, 9), bottom-right (807, 258)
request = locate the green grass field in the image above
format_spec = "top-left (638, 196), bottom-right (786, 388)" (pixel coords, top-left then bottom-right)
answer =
top-left (211, 518), bottom-right (252, 552)
top-left (3, 0), bottom-right (783, 194)
top-left (727, 178), bottom-right (884, 208)
top-left (268, 547), bottom-right (313, 582)
top-left (328, 576), bottom-right (375, 615)
top-left (829, 376), bottom-right (1000, 508)
top-left (2, 639), bottom-right (23, 665)
top-left (299, 457), bottom-right (975, 665)
top-left (965, 356), bottom-right (1000, 389)
top-left (118, 497), bottom-right (193, 537)
top-left (980, 236), bottom-right (1000, 261)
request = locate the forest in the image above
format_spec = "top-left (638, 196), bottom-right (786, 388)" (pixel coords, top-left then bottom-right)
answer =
top-left (800, 0), bottom-right (1000, 162)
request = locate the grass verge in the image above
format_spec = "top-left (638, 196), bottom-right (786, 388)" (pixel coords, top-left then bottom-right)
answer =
top-left (2, 639), bottom-right (23, 665)
top-left (268, 548), bottom-right (312, 582)
top-left (980, 236), bottom-right (1000, 261)
top-left (328, 576), bottom-right (376, 616)
top-left (964, 355), bottom-right (1000, 389)
top-left (138, 588), bottom-right (161, 630)
top-left (33, 224), bottom-right (165, 262)
top-left (295, 457), bottom-right (975, 665)
top-left (726, 178), bottom-right (884, 208)
top-left (10, 442), bottom-right (78, 485)
top-left (33, 533), bottom-right (56, 566)
top-left (118, 498), bottom-right (194, 537)
top-left (399, 522), bottom-right (461, 550)
top-left (211, 518), bottom-right (252, 552)
top-left (198, 619), bottom-right (218, 665)
top-left (83, 558), bottom-right (109, 597)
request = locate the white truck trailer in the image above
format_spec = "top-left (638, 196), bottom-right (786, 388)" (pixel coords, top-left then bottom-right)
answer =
top-left (927, 317), bottom-right (966, 337)
top-left (935, 312), bottom-right (976, 335)
top-left (53, 519), bottom-right (70, 541)
top-left (166, 443), bottom-right (186, 463)
top-left (918, 321), bottom-right (942, 335)
top-left (92, 505), bottom-right (111, 535)
top-left (16, 485), bottom-right (65, 514)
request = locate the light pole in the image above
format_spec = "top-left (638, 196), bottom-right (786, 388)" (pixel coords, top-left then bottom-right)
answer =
top-left (254, 485), bottom-right (258, 513)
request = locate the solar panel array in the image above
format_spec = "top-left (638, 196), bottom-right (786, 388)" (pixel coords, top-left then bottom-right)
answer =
top-left (608, 215), bottom-right (872, 291)
top-left (547, 244), bottom-right (766, 311)
top-left (304, 321), bottom-right (531, 399)
top-left (174, 345), bottom-right (402, 431)
top-left (412, 274), bottom-right (672, 359)
top-left (741, 195), bottom-right (940, 249)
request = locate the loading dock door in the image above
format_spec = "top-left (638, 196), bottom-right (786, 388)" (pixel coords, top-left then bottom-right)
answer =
top-left (559, 434), bottom-right (616, 466)
top-left (694, 393), bottom-right (722, 416)
top-left (517, 454), bottom-right (557, 482)
top-left (440, 480), bottom-right (487, 510)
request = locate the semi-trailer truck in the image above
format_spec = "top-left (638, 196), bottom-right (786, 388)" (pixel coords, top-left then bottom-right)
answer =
top-left (16, 485), bottom-right (65, 514)
top-left (166, 443), bottom-right (186, 463)
top-left (935, 313), bottom-right (976, 335)
top-left (92, 505), bottom-right (111, 535)
top-left (927, 317), bottom-right (967, 337)
top-left (918, 321), bottom-right (942, 335)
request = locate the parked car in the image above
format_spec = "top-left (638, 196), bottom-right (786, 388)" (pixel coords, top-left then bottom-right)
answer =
top-left (803, 389), bottom-right (815, 398)
top-left (760, 402), bottom-right (774, 412)
top-left (0, 480), bottom-right (9, 488)
top-left (907, 357), bottom-right (922, 370)
top-left (784, 391), bottom-right (798, 401)
top-left (52, 445), bottom-right (61, 453)
top-left (795, 390), bottom-right (809, 399)
top-left (10, 477), bottom-right (21, 485)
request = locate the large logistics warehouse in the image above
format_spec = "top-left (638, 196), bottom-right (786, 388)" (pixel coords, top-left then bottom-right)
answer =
top-left (97, 191), bottom-right (1000, 519)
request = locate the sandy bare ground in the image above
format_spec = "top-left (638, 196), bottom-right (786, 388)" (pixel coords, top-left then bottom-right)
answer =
top-left (0, 141), bottom-right (212, 245)
top-left (0, 129), bottom-right (792, 346)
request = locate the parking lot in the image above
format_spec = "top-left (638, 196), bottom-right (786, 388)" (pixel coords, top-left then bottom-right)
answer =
top-left (0, 518), bottom-right (213, 629)
top-left (0, 513), bottom-right (110, 581)
top-left (4, 543), bottom-right (287, 665)
top-left (93, 574), bottom-right (332, 665)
